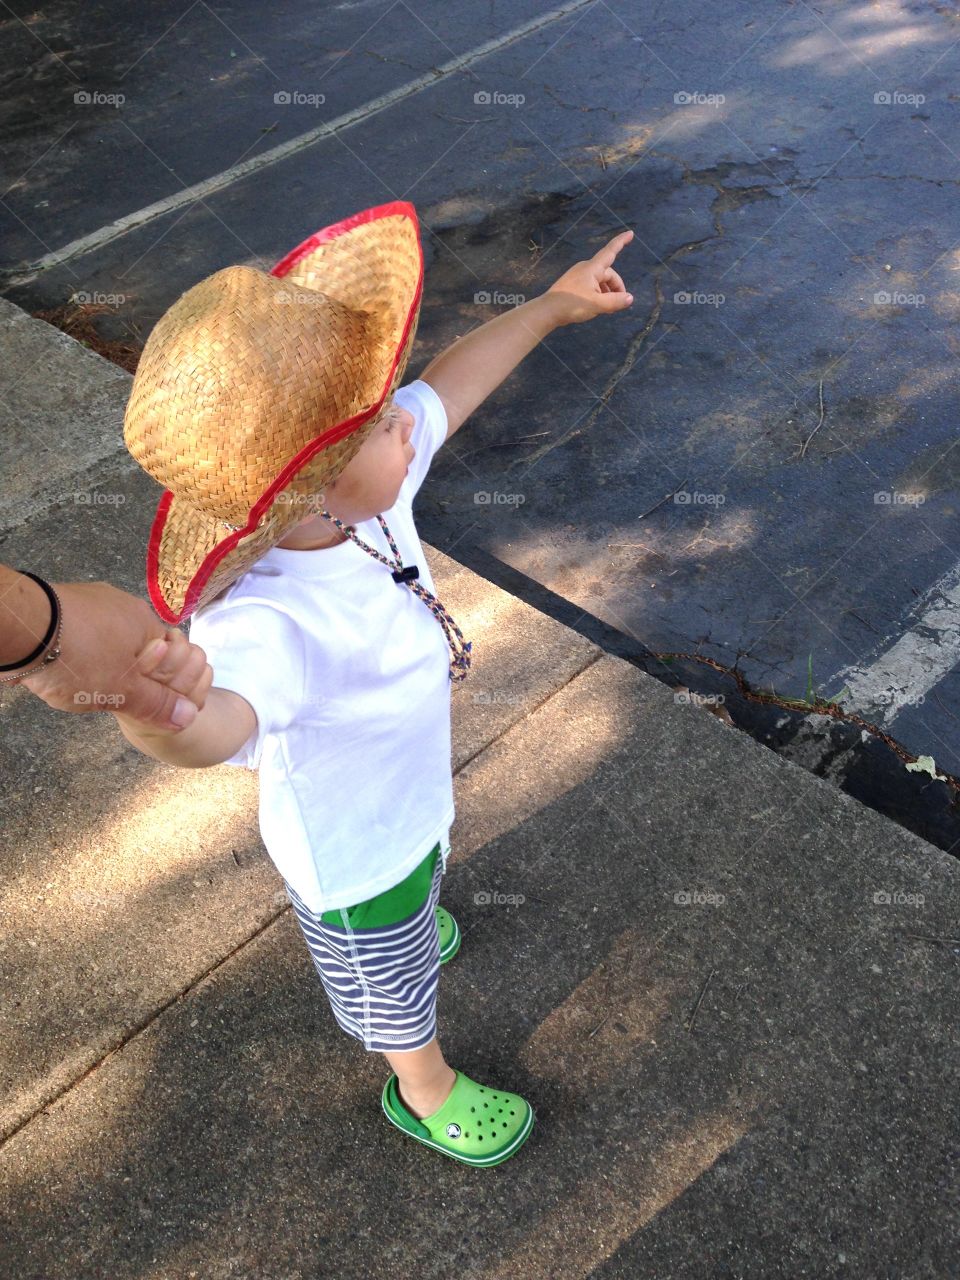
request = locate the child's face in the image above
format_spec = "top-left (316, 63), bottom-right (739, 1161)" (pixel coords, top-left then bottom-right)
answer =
top-left (277, 395), bottom-right (416, 548)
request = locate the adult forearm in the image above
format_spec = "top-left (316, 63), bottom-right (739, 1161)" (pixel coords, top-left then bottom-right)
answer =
top-left (420, 292), bottom-right (565, 435)
top-left (0, 565), bottom-right (53, 665)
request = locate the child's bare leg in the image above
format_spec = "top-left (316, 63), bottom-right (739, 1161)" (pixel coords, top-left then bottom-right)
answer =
top-left (384, 1036), bottom-right (457, 1119)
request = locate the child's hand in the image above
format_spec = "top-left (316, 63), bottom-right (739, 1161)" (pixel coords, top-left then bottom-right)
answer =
top-left (113, 629), bottom-right (212, 740)
top-left (545, 229), bottom-right (635, 325)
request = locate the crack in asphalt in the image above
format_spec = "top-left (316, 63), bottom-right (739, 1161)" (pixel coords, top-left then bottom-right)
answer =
top-left (508, 189), bottom-right (729, 477)
top-left (647, 646), bottom-right (960, 799)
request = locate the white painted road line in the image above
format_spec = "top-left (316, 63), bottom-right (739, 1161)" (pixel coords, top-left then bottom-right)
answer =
top-left (818, 561), bottom-right (960, 726)
top-left (3, 0), bottom-right (597, 286)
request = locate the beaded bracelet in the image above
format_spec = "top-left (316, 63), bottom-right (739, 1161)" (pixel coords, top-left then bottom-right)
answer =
top-left (0, 572), bottom-right (64, 683)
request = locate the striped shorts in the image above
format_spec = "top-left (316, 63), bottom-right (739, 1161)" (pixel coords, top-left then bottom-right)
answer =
top-left (283, 842), bottom-right (446, 1052)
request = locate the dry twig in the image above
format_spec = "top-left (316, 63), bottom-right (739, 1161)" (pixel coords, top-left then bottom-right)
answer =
top-left (796, 379), bottom-right (826, 459)
top-left (687, 968), bottom-right (715, 1031)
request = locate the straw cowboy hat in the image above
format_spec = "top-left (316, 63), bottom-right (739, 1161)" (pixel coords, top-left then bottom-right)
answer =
top-left (123, 200), bottom-right (424, 624)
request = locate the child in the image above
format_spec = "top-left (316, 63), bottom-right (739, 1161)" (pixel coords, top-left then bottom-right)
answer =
top-left (115, 201), bottom-right (634, 1167)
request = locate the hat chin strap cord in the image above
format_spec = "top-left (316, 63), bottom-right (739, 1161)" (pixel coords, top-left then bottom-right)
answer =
top-left (318, 510), bottom-right (472, 683)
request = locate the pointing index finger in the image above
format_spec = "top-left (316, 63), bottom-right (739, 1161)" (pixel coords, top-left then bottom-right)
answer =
top-left (594, 228), bottom-right (634, 267)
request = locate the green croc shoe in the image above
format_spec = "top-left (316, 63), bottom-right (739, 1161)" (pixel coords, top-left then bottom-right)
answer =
top-left (436, 904), bottom-right (461, 964)
top-left (382, 1070), bottom-right (535, 1167)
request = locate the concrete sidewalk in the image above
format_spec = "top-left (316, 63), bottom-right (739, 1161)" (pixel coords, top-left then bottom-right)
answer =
top-left (1, 300), bottom-right (957, 1279)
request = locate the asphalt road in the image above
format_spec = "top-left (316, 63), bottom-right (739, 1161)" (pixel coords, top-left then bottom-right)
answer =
top-left (3, 0), bottom-right (960, 847)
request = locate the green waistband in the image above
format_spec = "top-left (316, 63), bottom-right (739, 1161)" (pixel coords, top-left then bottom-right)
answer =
top-left (319, 842), bottom-right (441, 928)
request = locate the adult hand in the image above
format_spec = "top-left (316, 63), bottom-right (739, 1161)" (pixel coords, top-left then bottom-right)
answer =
top-left (18, 581), bottom-right (212, 730)
top-left (545, 229), bottom-right (635, 325)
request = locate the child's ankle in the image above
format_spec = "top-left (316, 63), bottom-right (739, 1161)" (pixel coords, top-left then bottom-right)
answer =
top-left (397, 1065), bottom-right (457, 1119)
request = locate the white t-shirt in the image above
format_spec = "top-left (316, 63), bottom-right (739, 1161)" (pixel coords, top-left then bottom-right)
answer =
top-left (188, 379), bottom-right (455, 914)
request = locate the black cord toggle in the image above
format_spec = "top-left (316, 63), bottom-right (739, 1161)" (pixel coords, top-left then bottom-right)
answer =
top-left (392, 563), bottom-right (420, 584)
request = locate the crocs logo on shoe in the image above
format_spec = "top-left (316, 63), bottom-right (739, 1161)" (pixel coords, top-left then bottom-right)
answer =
top-left (445, 1123), bottom-right (462, 1139)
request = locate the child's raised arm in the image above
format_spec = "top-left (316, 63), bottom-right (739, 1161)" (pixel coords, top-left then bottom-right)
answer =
top-left (420, 229), bottom-right (634, 440)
